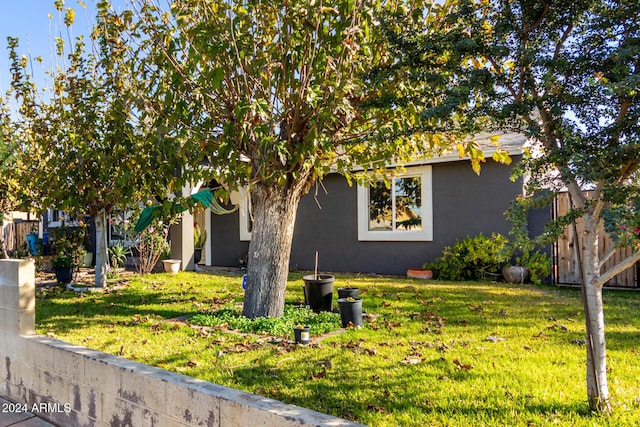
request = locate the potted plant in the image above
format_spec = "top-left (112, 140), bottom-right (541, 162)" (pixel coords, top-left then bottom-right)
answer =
top-left (50, 223), bottom-right (86, 285)
top-left (194, 223), bottom-right (206, 264)
top-left (337, 297), bottom-right (363, 328)
top-left (302, 251), bottom-right (334, 313)
top-left (293, 324), bottom-right (310, 345)
top-left (504, 250), bottom-right (551, 285)
top-left (51, 253), bottom-right (74, 284)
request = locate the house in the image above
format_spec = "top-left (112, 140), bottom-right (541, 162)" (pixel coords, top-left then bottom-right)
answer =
top-left (200, 133), bottom-right (551, 276)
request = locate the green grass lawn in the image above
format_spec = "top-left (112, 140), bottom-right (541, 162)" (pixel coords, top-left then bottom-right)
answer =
top-left (35, 272), bottom-right (640, 426)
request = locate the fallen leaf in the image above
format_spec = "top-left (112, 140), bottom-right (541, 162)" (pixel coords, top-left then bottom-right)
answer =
top-left (365, 347), bottom-right (377, 356)
top-left (437, 343), bottom-right (450, 352)
top-left (453, 359), bottom-right (474, 370)
top-left (400, 356), bottom-right (422, 365)
top-left (485, 336), bottom-right (506, 342)
top-left (311, 368), bottom-right (327, 380)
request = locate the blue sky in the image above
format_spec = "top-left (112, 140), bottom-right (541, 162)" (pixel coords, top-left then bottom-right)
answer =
top-left (0, 0), bottom-right (127, 93)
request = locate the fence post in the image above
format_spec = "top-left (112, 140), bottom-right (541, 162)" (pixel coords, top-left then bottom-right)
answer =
top-left (0, 259), bottom-right (36, 336)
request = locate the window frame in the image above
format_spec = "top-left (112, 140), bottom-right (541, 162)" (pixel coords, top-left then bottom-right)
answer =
top-left (238, 188), bottom-right (252, 241)
top-left (357, 165), bottom-right (433, 242)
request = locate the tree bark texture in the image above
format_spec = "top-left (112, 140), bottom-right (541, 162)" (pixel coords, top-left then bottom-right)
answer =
top-left (580, 212), bottom-right (612, 412)
top-left (242, 180), bottom-right (308, 318)
top-left (93, 210), bottom-right (108, 288)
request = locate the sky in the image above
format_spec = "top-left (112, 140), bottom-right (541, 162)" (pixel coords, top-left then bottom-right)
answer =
top-left (0, 0), bottom-right (128, 94)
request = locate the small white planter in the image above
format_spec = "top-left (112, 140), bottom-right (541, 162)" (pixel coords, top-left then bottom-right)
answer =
top-left (162, 259), bottom-right (181, 274)
top-left (82, 252), bottom-right (93, 267)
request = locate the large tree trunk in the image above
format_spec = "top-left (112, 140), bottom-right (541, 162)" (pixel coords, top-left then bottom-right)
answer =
top-left (242, 180), bottom-right (308, 318)
top-left (93, 209), bottom-right (108, 288)
top-left (580, 213), bottom-right (611, 412)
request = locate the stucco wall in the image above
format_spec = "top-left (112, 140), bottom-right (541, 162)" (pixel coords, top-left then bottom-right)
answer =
top-left (209, 159), bottom-right (549, 275)
top-left (0, 260), bottom-right (362, 427)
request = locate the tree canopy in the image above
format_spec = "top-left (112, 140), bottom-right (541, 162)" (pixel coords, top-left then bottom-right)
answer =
top-left (130, 0), bottom-right (482, 318)
top-left (385, 0), bottom-right (639, 412)
top-left (6, 0), bottom-right (207, 286)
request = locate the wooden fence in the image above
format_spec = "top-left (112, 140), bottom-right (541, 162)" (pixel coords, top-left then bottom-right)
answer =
top-left (13, 220), bottom-right (39, 253)
top-left (554, 193), bottom-right (638, 288)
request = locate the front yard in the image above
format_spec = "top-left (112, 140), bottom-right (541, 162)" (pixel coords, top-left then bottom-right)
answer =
top-left (35, 272), bottom-right (640, 426)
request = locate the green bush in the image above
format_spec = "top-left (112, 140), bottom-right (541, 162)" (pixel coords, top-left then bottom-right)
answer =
top-left (517, 251), bottom-right (552, 285)
top-left (425, 233), bottom-right (510, 281)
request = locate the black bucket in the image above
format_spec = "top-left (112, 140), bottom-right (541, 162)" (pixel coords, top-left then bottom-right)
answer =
top-left (302, 274), bottom-right (334, 313)
top-left (337, 287), bottom-right (359, 299)
top-left (337, 297), bottom-right (363, 327)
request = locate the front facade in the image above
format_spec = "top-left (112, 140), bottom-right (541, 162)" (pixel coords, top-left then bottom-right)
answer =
top-left (207, 147), bottom-right (547, 275)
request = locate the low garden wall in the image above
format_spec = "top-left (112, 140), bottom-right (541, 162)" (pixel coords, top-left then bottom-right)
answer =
top-left (0, 259), bottom-right (361, 427)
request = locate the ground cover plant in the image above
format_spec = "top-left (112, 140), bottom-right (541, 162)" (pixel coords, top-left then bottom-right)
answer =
top-left (35, 272), bottom-right (640, 426)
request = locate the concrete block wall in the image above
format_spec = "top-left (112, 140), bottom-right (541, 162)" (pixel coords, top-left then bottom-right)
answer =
top-left (0, 260), bottom-right (362, 427)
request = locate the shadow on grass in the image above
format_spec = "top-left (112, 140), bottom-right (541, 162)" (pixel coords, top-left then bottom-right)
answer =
top-left (228, 347), bottom-right (598, 424)
top-left (35, 285), bottom-right (230, 334)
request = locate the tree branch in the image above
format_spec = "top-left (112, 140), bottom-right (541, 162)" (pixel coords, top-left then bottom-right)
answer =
top-left (553, 23), bottom-right (573, 60)
top-left (593, 250), bottom-right (640, 288)
top-left (590, 181), bottom-right (606, 220)
top-left (600, 245), bottom-right (617, 266)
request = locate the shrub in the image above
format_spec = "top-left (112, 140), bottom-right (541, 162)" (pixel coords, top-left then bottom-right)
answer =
top-left (516, 251), bottom-right (551, 285)
top-left (425, 233), bottom-right (510, 281)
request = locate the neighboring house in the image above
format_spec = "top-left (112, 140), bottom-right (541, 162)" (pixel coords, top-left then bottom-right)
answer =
top-left (203, 133), bottom-right (552, 276)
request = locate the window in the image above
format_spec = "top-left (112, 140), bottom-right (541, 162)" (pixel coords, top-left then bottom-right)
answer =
top-left (109, 211), bottom-right (134, 247)
top-left (47, 209), bottom-right (77, 228)
top-left (357, 165), bottom-right (433, 241)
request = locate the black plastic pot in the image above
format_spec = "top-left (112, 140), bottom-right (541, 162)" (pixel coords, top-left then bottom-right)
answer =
top-left (302, 274), bottom-right (334, 313)
top-left (293, 326), bottom-right (310, 345)
top-left (53, 266), bottom-right (73, 285)
top-left (338, 297), bottom-right (363, 328)
top-left (337, 287), bottom-right (359, 299)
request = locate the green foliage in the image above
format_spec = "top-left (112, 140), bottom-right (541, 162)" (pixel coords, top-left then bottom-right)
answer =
top-left (190, 305), bottom-right (341, 338)
top-left (516, 251), bottom-right (552, 285)
top-left (193, 224), bottom-right (206, 248)
top-left (51, 224), bottom-right (87, 269)
top-left (131, 0), bottom-right (451, 318)
top-left (425, 233), bottom-right (510, 281)
top-left (5, 2), bottom-right (207, 285)
top-left (388, 1), bottom-right (640, 410)
top-left (108, 243), bottom-right (129, 270)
